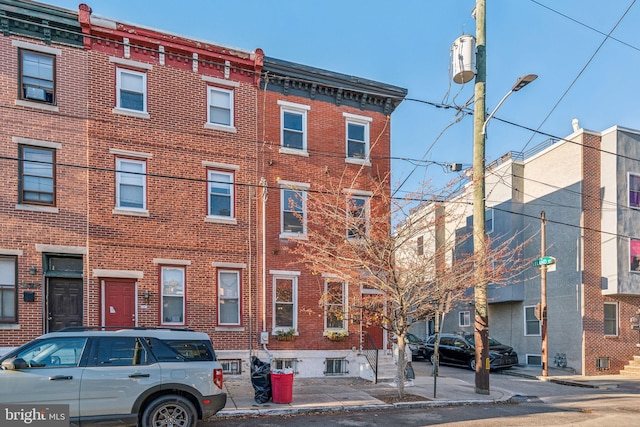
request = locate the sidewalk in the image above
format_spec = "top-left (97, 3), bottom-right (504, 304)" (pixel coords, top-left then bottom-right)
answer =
top-left (215, 365), bottom-right (640, 418)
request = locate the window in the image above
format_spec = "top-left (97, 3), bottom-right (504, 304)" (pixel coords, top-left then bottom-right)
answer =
top-left (94, 337), bottom-right (149, 366)
top-left (19, 49), bottom-right (55, 104)
top-left (16, 337), bottom-right (87, 367)
top-left (207, 87), bottom-right (233, 127)
top-left (218, 270), bottom-right (240, 325)
top-left (526, 354), bottom-right (542, 366)
top-left (161, 266), bottom-right (185, 325)
top-left (19, 145), bottom-right (55, 205)
top-left (116, 68), bottom-right (146, 112)
top-left (524, 306), bottom-right (541, 336)
top-left (0, 256), bottom-right (17, 323)
top-left (417, 236), bottom-right (424, 256)
top-left (115, 158), bottom-right (146, 210)
top-left (208, 170), bottom-right (234, 218)
top-left (325, 280), bottom-right (346, 330)
top-left (344, 113), bottom-right (371, 160)
top-left (347, 195), bottom-right (369, 239)
top-left (219, 359), bottom-right (242, 375)
top-left (324, 358), bottom-right (348, 375)
top-left (458, 310), bottom-right (471, 327)
top-left (273, 358), bottom-right (298, 374)
top-left (630, 173), bottom-right (640, 209)
top-left (274, 276), bottom-right (297, 331)
top-left (279, 101), bottom-right (309, 151)
top-left (485, 208), bottom-right (494, 234)
top-left (604, 302), bottom-right (618, 336)
top-left (630, 239), bottom-right (640, 272)
top-left (281, 188), bottom-right (306, 235)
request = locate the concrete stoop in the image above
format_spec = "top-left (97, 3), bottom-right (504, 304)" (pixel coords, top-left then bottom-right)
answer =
top-left (620, 355), bottom-right (640, 377)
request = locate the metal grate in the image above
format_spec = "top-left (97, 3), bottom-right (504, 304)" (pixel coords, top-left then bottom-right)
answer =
top-left (596, 357), bottom-right (610, 370)
top-left (273, 358), bottom-right (298, 374)
top-left (219, 359), bottom-right (242, 375)
top-left (324, 358), bottom-right (349, 375)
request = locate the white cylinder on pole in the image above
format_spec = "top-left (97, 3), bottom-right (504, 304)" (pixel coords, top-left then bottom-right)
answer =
top-left (451, 35), bottom-right (476, 84)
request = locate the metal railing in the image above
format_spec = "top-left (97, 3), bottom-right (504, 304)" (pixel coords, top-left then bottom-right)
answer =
top-left (362, 332), bottom-right (380, 384)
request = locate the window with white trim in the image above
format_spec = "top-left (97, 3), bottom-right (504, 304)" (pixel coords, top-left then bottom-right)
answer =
top-left (604, 302), bottom-right (618, 336)
top-left (325, 280), bottom-right (347, 330)
top-left (19, 145), bottom-right (55, 206)
top-left (629, 173), bottom-right (640, 209)
top-left (208, 170), bottom-right (234, 218)
top-left (347, 195), bottom-right (369, 239)
top-left (524, 306), bottom-right (541, 336)
top-left (218, 270), bottom-right (240, 325)
top-left (19, 49), bottom-right (55, 104)
top-left (116, 68), bottom-right (146, 112)
top-left (0, 256), bottom-right (17, 323)
top-left (207, 87), bottom-right (234, 127)
top-left (281, 188), bottom-right (306, 235)
top-left (161, 266), bottom-right (185, 325)
top-left (273, 276), bottom-right (297, 331)
top-left (279, 102), bottom-right (309, 151)
top-left (115, 158), bottom-right (146, 210)
top-left (458, 310), bottom-right (470, 327)
top-left (345, 115), bottom-right (370, 160)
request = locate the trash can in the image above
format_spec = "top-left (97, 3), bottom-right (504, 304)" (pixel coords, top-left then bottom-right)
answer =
top-left (250, 356), bottom-right (272, 404)
top-left (270, 371), bottom-right (294, 404)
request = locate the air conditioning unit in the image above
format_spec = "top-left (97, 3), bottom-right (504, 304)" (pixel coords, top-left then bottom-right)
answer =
top-left (26, 86), bottom-right (46, 101)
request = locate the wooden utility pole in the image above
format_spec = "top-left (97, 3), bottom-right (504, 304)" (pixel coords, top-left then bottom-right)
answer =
top-left (541, 211), bottom-right (548, 376)
top-left (473, 0), bottom-right (489, 395)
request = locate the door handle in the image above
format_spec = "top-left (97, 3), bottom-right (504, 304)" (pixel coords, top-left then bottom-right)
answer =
top-left (49, 375), bottom-right (73, 380)
top-left (128, 373), bottom-right (150, 378)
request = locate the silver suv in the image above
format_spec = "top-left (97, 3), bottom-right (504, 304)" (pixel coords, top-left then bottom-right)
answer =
top-left (0, 327), bottom-right (226, 426)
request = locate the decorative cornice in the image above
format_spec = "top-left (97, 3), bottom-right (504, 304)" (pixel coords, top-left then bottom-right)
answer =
top-left (0, 0), bottom-right (82, 46)
top-left (262, 56), bottom-right (407, 115)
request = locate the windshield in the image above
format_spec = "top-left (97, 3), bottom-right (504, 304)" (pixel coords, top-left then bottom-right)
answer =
top-left (464, 335), bottom-right (502, 347)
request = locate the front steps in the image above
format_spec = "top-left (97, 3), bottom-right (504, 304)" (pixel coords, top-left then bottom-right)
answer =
top-left (620, 355), bottom-right (640, 376)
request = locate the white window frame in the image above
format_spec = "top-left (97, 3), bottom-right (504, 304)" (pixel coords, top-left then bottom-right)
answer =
top-left (0, 256), bottom-right (17, 323)
top-left (161, 266), bottom-right (185, 326)
top-left (279, 181), bottom-right (309, 238)
top-left (604, 302), bottom-right (618, 336)
top-left (458, 310), bottom-right (471, 327)
top-left (324, 280), bottom-right (347, 331)
top-left (524, 305), bottom-right (541, 336)
top-left (115, 157), bottom-right (147, 211)
top-left (346, 195), bottom-right (370, 240)
top-left (279, 100), bottom-right (309, 154)
top-left (115, 67), bottom-right (147, 113)
top-left (207, 86), bottom-right (235, 130)
top-left (272, 274), bottom-right (298, 332)
top-left (207, 169), bottom-right (234, 219)
top-left (629, 173), bottom-right (640, 209)
top-left (218, 269), bottom-right (241, 326)
top-left (343, 113), bottom-right (371, 163)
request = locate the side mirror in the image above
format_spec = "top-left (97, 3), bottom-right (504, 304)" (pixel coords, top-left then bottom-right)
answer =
top-left (1, 357), bottom-right (29, 370)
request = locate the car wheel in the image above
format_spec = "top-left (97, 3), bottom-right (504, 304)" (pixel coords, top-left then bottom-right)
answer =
top-left (468, 358), bottom-right (477, 371)
top-left (141, 394), bottom-right (197, 427)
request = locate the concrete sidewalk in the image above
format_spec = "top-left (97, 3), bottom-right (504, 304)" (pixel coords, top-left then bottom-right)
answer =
top-left (215, 365), bottom-right (640, 418)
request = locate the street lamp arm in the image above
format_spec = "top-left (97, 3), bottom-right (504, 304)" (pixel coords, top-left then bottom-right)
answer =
top-left (481, 74), bottom-right (537, 137)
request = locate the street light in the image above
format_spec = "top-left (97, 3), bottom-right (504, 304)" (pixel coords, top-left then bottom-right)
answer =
top-left (481, 74), bottom-right (537, 136)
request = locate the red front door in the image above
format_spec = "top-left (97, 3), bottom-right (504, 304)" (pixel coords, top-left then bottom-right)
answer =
top-left (362, 293), bottom-right (384, 349)
top-left (103, 279), bottom-right (136, 327)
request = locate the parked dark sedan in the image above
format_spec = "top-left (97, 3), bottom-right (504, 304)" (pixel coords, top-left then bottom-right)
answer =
top-left (406, 333), bottom-right (429, 360)
top-left (425, 333), bottom-right (518, 370)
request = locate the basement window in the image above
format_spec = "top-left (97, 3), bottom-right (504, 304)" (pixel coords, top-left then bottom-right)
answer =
top-left (595, 357), bottom-right (610, 370)
top-left (273, 358), bottom-right (298, 374)
top-left (324, 358), bottom-right (348, 376)
top-left (219, 359), bottom-right (242, 375)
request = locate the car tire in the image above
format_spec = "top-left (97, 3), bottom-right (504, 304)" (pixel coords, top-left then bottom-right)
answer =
top-left (468, 358), bottom-right (476, 371)
top-left (141, 394), bottom-right (197, 427)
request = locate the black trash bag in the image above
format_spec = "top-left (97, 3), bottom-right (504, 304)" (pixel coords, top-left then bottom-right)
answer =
top-left (250, 356), bottom-right (272, 404)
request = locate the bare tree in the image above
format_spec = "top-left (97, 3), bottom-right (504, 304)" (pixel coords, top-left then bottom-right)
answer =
top-left (286, 173), bottom-right (530, 397)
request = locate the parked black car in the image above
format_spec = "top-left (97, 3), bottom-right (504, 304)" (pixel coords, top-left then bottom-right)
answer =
top-left (406, 333), bottom-right (429, 360)
top-left (425, 333), bottom-right (518, 370)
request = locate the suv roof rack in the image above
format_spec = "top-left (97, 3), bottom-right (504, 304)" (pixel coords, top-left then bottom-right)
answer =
top-left (56, 326), bottom-right (196, 332)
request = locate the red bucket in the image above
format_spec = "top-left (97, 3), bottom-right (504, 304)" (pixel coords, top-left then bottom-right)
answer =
top-left (270, 372), bottom-right (294, 404)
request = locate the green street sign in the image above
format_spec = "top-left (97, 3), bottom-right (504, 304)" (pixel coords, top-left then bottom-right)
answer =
top-left (532, 256), bottom-right (556, 267)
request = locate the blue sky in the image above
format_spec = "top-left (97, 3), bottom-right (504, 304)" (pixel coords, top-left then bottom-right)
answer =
top-left (46, 0), bottom-right (640, 199)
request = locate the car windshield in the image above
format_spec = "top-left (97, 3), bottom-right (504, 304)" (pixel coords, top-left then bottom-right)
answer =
top-left (464, 335), bottom-right (502, 346)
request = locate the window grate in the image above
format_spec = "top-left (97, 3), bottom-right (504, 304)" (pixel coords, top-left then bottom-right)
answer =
top-left (219, 359), bottom-right (242, 375)
top-left (595, 357), bottom-right (610, 370)
top-left (526, 354), bottom-right (542, 366)
top-left (273, 358), bottom-right (298, 374)
top-left (324, 358), bottom-right (348, 376)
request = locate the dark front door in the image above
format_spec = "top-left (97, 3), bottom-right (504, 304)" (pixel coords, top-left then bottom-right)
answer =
top-left (103, 279), bottom-right (136, 328)
top-left (47, 277), bottom-right (83, 332)
top-left (362, 293), bottom-right (384, 349)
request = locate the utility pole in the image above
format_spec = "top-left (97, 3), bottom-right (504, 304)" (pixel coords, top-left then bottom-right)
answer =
top-left (540, 211), bottom-right (548, 376)
top-left (472, 0), bottom-right (489, 395)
